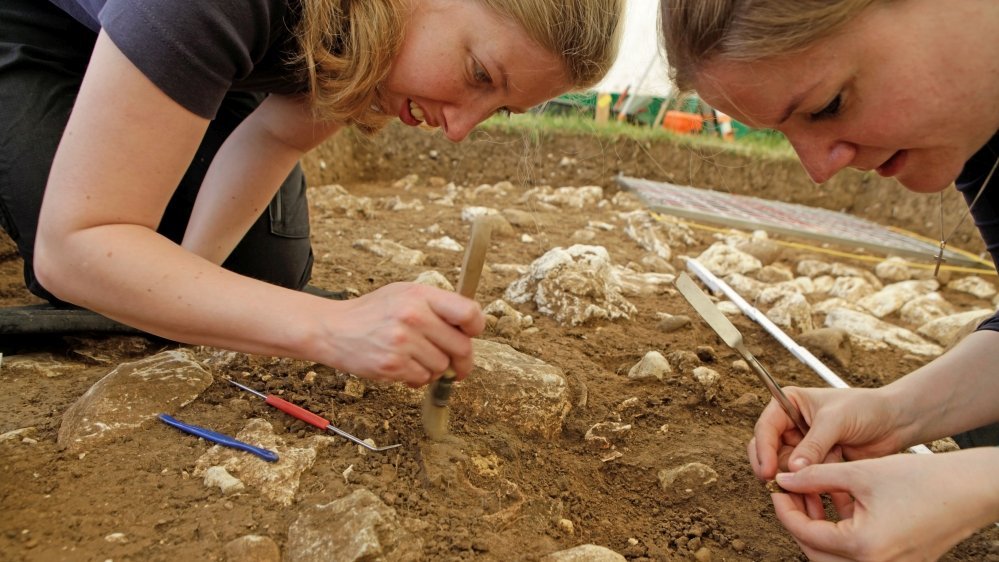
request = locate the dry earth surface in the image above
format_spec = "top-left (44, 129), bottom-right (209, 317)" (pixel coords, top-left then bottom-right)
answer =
top-left (2, 124), bottom-right (998, 561)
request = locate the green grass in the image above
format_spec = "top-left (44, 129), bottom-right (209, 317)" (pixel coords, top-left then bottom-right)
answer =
top-left (478, 111), bottom-right (795, 159)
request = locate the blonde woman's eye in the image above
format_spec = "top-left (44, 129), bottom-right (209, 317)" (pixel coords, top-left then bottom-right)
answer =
top-left (810, 94), bottom-right (842, 121)
top-left (473, 61), bottom-right (492, 84)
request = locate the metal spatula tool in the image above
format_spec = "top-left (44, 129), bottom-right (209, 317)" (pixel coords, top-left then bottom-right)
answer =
top-left (674, 272), bottom-right (809, 434)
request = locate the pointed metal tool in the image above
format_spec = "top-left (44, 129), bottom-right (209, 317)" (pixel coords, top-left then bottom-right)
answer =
top-left (674, 272), bottom-right (809, 435)
top-left (228, 379), bottom-right (401, 452)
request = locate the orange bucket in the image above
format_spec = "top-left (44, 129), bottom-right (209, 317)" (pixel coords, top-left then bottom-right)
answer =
top-left (662, 111), bottom-right (704, 135)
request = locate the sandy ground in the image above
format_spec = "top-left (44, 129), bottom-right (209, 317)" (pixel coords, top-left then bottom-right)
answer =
top-left (2, 127), bottom-right (998, 561)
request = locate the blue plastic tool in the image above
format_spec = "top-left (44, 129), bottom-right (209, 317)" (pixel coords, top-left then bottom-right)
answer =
top-left (158, 413), bottom-right (279, 462)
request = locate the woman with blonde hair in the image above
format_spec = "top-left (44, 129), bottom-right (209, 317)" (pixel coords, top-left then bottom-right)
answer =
top-left (0, 0), bottom-right (621, 385)
top-left (661, 0), bottom-right (999, 559)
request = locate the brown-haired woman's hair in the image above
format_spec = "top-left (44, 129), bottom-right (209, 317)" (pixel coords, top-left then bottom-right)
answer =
top-left (293, 0), bottom-right (624, 134)
top-left (659, 0), bottom-right (880, 92)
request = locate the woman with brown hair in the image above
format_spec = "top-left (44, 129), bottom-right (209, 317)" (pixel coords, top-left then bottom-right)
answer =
top-left (0, 0), bottom-right (622, 385)
top-left (660, 1), bottom-right (999, 559)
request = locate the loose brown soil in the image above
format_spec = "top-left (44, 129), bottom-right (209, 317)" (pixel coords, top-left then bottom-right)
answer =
top-left (1, 124), bottom-right (997, 561)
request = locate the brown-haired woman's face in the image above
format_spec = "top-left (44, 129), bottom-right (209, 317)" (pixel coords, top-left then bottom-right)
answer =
top-left (379, 0), bottom-right (571, 142)
top-left (693, 1), bottom-right (999, 193)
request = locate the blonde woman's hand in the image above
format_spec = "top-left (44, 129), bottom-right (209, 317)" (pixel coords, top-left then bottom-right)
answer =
top-left (316, 282), bottom-right (485, 387)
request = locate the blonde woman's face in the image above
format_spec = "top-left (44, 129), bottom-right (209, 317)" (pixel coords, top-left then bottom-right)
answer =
top-left (694, 1), bottom-right (999, 193)
top-left (379, 0), bottom-right (572, 142)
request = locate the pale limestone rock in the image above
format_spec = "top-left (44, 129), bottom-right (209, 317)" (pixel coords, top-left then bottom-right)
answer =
top-left (765, 292), bottom-right (814, 332)
top-left (796, 259), bottom-right (832, 278)
top-left (58, 349), bottom-right (212, 452)
top-left (502, 208), bottom-right (542, 228)
top-left (321, 185), bottom-right (376, 218)
top-left (623, 210), bottom-right (673, 261)
top-left (285, 489), bottom-right (424, 562)
top-left (717, 301), bottom-right (741, 316)
top-left (610, 190), bottom-right (644, 210)
top-left (491, 263), bottom-right (528, 276)
top-left (696, 243), bottom-right (762, 277)
top-left (381, 196), bottom-right (424, 212)
top-left (656, 312), bottom-right (691, 333)
top-left (857, 279), bottom-right (940, 318)
top-left (612, 267), bottom-right (676, 296)
top-left (483, 299), bottom-right (533, 330)
top-left (757, 282), bottom-right (804, 306)
top-left (798, 328), bottom-right (852, 370)
top-left (900, 293), bottom-right (957, 326)
top-left (691, 366), bottom-right (720, 387)
top-left (412, 270), bottom-right (454, 291)
top-left (828, 276), bottom-right (876, 301)
top-left (450, 339), bottom-right (571, 440)
top-left (756, 264), bottom-right (794, 283)
top-left (571, 229), bottom-right (597, 243)
top-left (641, 254), bottom-right (675, 274)
top-left (723, 273), bottom-right (764, 301)
top-left (813, 297), bottom-right (867, 315)
top-left (460, 206), bottom-right (515, 237)
top-left (203, 466), bottom-right (245, 495)
top-left (584, 422), bottom-right (632, 449)
top-left (1, 353), bottom-right (87, 378)
top-left (628, 351), bottom-right (672, 381)
top-left (351, 239), bottom-right (425, 266)
top-left (224, 535), bottom-right (281, 562)
top-left (824, 308), bottom-right (943, 357)
top-left (948, 276), bottom-right (997, 299)
top-left (521, 185), bottom-right (604, 209)
top-left (875, 256), bottom-right (914, 283)
top-left (473, 181), bottom-right (513, 199)
top-left (426, 236), bottom-right (462, 251)
top-left (812, 275), bottom-right (835, 294)
top-left (917, 309), bottom-right (994, 347)
top-left (0, 427), bottom-right (37, 443)
top-left (831, 263), bottom-right (883, 288)
top-left (194, 418), bottom-right (334, 506)
top-left (542, 545), bottom-right (626, 562)
top-left (391, 174), bottom-right (419, 190)
top-left (505, 245), bottom-right (636, 326)
top-left (789, 276), bottom-right (817, 294)
top-left (658, 462), bottom-right (718, 502)
top-left (735, 236), bottom-right (782, 266)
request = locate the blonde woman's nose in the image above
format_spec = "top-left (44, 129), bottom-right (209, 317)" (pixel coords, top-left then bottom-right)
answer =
top-left (442, 104), bottom-right (494, 143)
top-left (792, 139), bottom-right (855, 184)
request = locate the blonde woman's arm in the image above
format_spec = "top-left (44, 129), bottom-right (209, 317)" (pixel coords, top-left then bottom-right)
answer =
top-left (35, 31), bottom-right (483, 385)
top-left (181, 93), bottom-right (341, 264)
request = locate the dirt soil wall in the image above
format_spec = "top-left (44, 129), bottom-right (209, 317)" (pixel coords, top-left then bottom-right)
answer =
top-left (303, 123), bottom-right (985, 257)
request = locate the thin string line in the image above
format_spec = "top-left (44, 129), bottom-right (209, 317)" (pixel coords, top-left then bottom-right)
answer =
top-left (935, 155), bottom-right (999, 275)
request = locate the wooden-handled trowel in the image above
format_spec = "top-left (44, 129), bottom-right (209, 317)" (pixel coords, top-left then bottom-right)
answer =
top-left (674, 272), bottom-right (810, 435)
top-left (421, 218), bottom-right (492, 440)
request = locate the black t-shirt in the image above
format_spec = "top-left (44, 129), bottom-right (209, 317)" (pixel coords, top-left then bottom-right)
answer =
top-left (957, 129), bottom-right (999, 331)
top-left (48, 0), bottom-right (307, 119)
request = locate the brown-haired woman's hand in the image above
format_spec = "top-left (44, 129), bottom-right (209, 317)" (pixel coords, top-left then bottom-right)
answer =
top-left (748, 386), bottom-right (907, 480)
top-left (769, 449), bottom-right (999, 561)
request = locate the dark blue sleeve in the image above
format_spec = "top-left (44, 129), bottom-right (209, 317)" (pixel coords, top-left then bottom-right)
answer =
top-left (98, 0), bottom-right (288, 119)
top-left (957, 130), bottom-right (999, 332)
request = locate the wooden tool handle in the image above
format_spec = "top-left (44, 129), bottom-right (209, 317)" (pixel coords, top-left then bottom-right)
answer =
top-left (428, 218), bottom-right (492, 404)
top-left (456, 218), bottom-right (492, 299)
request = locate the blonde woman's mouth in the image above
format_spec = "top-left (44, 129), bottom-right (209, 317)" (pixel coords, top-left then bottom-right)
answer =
top-left (398, 99), bottom-right (426, 127)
